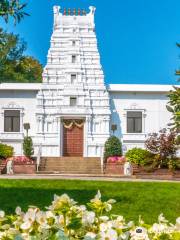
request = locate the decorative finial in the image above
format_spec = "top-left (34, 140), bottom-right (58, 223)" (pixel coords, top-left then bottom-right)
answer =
top-left (63, 8), bottom-right (66, 15)
top-left (89, 6), bottom-right (96, 15)
top-left (73, 8), bottom-right (76, 15)
top-left (78, 8), bottom-right (81, 16)
top-left (53, 6), bottom-right (60, 15)
top-left (82, 10), bottom-right (86, 16)
top-left (68, 8), bottom-right (71, 15)
top-left (53, 6), bottom-right (61, 30)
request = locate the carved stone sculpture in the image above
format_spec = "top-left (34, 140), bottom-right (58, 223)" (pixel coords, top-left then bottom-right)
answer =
top-left (124, 161), bottom-right (132, 176)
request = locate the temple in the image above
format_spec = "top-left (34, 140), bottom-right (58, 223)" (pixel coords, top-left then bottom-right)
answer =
top-left (0, 6), bottom-right (176, 161)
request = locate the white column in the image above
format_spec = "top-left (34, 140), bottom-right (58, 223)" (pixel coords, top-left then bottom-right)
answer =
top-left (84, 117), bottom-right (88, 157)
top-left (58, 117), bottom-right (63, 156)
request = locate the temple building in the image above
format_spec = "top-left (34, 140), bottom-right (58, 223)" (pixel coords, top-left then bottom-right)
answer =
top-left (0, 6), bottom-right (176, 159)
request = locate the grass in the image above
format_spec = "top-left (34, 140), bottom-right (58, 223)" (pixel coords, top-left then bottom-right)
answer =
top-left (0, 179), bottom-right (179, 224)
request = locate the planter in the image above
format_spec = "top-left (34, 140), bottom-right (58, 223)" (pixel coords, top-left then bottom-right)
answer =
top-left (132, 164), bottom-right (180, 180)
top-left (13, 164), bottom-right (36, 174)
top-left (104, 162), bottom-right (124, 175)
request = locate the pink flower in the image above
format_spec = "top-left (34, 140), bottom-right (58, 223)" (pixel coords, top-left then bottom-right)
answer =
top-left (12, 156), bottom-right (33, 165)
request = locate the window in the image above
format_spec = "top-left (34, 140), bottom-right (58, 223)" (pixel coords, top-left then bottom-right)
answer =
top-left (72, 55), bottom-right (76, 63)
top-left (4, 110), bottom-right (20, 132)
top-left (71, 74), bottom-right (76, 83)
top-left (70, 97), bottom-right (77, 106)
top-left (127, 111), bottom-right (142, 133)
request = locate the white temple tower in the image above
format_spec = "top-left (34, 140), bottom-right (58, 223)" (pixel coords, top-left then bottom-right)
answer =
top-left (35, 6), bottom-right (111, 157)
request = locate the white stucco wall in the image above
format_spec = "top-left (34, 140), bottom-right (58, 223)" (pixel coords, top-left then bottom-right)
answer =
top-left (109, 88), bottom-right (173, 152)
top-left (0, 83), bottom-right (178, 157)
top-left (0, 87), bottom-right (39, 155)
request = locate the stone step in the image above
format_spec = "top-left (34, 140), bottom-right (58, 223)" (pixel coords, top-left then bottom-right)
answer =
top-left (41, 169), bottom-right (101, 172)
top-left (39, 166), bottom-right (101, 170)
top-left (42, 159), bottom-right (101, 163)
top-left (38, 157), bottom-right (102, 174)
top-left (37, 171), bottom-right (102, 176)
top-left (44, 163), bottom-right (101, 167)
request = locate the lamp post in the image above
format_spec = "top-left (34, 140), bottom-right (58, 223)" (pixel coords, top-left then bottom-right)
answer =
top-left (23, 123), bottom-right (30, 137)
top-left (111, 124), bottom-right (117, 134)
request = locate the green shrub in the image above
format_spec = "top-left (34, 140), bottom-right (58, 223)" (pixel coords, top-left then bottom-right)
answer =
top-left (0, 143), bottom-right (14, 159)
top-left (168, 157), bottom-right (180, 171)
top-left (104, 136), bottom-right (122, 162)
top-left (125, 147), bottom-right (154, 166)
top-left (23, 137), bottom-right (34, 158)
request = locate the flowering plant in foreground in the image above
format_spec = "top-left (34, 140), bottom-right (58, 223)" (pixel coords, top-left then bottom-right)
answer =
top-left (0, 192), bottom-right (179, 240)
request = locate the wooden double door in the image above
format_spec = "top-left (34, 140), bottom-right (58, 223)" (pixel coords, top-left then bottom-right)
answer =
top-left (63, 123), bottom-right (84, 157)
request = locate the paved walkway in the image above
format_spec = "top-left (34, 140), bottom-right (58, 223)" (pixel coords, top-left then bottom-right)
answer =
top-left (0, 174), bottom-right (179, 182)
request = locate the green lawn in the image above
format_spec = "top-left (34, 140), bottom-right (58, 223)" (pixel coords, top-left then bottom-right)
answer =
top-left (0, 180), bottom-right (179, 224)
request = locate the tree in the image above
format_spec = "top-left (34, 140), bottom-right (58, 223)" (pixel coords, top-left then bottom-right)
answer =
top-left (166, 43), bottom-right (180, 132)
top-left (23, 136), bottom-right (34, 158)
top-left (166, 87), bottom-right (180, 132)
top-left (104, 136), bottom-right (122, 162)
top-left (0, 0), bottom-right (29, 24)
top-left (145, 128), bottom-right (178, 168)
top-left (0, 28), bottom-right (43, 83)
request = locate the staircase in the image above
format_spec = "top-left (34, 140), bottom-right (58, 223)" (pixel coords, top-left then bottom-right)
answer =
top-left (38, 157), bottom-right (102, 174)
top-left (0, 160), bottom-right (7, 174)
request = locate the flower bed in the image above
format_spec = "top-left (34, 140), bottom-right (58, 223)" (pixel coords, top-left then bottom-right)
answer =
top-left (12, 156), bottom-right (34, 165)
top-left (105, 156), bottom-right (126, 175)
top-left (0, 192), bottom-right (179, 239)
top-left (13, 164), bottom-right (36, 174)
top-left (6, 156), bottom-right (36, 174)
top-left (107, 156), bottom-right (126, 164)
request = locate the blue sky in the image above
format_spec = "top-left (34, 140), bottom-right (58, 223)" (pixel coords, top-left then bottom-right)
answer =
top-left (1, 0), bottom-right (180, 85)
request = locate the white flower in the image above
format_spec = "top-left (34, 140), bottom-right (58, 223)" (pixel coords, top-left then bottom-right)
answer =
top-left (131, 227), bottom-right (149, 240)
top-left (7, 228), bottom-right (20, 235)
top-left (50, 194), bottom-right (76, 212)
top-left (158, 213), bottom-right (168, 223)
top-left (105, 203), bottom-right (112, 212)
top-left (150, 223), bottom-right (166, 234)
top-left (95, 190), bottom-right (101, 200)
top-left (175, 217), bottom-right (180, 230)
top-left (117, 216), bottom-right (124, 222)
top-left (85, 232), bottom-right (96, 239)
top-left (20, 221), bottom-right (31, 230)
top-left (112, 216), bottom-right (126, 229)
top-left (106, 229), bottom-right (118, 240)
top-left (56, 215), bottom-right (64, 226)
top-left (23, 208), bottom-right (36, 223)
top-left (120, 232), bottom-right (129, 240)
top-left (99, 221), bottom-right (113, 232)
top-left (0, 210), bottom-right (5, 218)
top-left (100, 228), bottom-right (118, 240)
top-left (82, 211), bottom-right (95, 225)
top-left (99, 216), bottom-right (109, 222)
top-left (36, 211), bottom-right (47, 225)
top-left (46, 210), bottom-right (54, 218)
top-left (127, 221), bottom-right (134, 228)
top-left (107, 199), bottom-right (116, 204)
top-left (79, 205), bottom-right (86, 211)
top-left (0, 193), bottom-right (178, 240)
top-left (15, 206), bottom-right (22, 215)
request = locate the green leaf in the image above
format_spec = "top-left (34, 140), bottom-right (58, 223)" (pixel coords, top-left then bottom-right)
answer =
top-left (166, 105), bottom-right (174, 113)
top-left (67, 217), bottom-right (82, 230)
